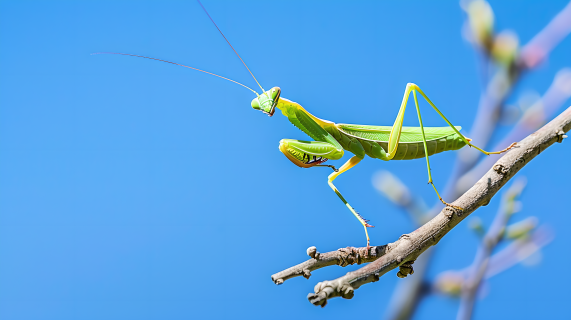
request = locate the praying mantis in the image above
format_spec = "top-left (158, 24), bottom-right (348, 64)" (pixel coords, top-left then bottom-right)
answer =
top-left (96, 1), bottom-right (516, 252)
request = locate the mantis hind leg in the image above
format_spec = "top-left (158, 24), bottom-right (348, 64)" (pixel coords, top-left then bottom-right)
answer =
top-left (327, 156), bottom-right (373, 250)
top-left (392, 83), bottom-right (516, 208)
top-left (409, 83), bottom-right (517, 155)
top-left (411, 89), bottom-right (462, 209)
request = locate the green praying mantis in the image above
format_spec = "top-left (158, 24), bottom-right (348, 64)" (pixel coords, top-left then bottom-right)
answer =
top-left (97, 1), bottom-right (516, 252)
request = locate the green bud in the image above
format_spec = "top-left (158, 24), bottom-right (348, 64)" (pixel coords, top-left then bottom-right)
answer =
top-left (505, 217), bottom-right (537, 240)
top-left (492, 30), bottom-right (519, 66)
top-left (465, 0), bottom-right (495, 48)
top-left (435, 272), bottom-right (463, 297)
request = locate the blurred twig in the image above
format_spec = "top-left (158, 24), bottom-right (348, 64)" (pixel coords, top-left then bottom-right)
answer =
top-left (457, 69), bottom-right (571, 193)
top-left (518, 1), bottom-right (571, 69)
top-left (372, 171), bottom-right (429, 225)
top-left (456, 178), bottom-right (526, 320)
top-left (433, 223), bottom-right (553, 299)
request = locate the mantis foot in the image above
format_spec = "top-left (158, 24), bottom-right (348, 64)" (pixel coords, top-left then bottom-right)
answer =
top-left (363, 222), bottom-right (374, 257)
top-left (441, 199), bottom-right (463, 211)
top-left (496, 142), bottom-right (518, 154)
top-left (315, 164), bottom-right (339, 172)
top-left (355, 211), bottom-right (375, 228)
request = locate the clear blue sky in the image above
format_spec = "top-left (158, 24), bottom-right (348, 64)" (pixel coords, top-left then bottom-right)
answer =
top-left (1, 1), bottom-right (570, 319)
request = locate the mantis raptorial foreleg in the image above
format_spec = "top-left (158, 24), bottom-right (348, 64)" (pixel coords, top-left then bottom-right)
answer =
top-left (387, 83), bottom-right (517, 207)
top-left (327, 156), bottom-right (374, 249)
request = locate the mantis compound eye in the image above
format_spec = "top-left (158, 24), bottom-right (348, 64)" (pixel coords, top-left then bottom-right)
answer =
top-left (251, 87), bottom-right (280, 116)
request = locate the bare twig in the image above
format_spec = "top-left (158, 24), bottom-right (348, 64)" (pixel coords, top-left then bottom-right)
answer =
top-left (272, 106), bottom-right (571, 307)
top-left (271, 245), bottom-right (387, 284)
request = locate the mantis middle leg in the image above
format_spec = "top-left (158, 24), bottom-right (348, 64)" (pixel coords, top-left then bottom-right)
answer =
top-left (387, 83), bottom-right (516, 207)
top-left (327, 155), bottom-right (374, 250)
top-left (279, 139), bottom-right (373, 249)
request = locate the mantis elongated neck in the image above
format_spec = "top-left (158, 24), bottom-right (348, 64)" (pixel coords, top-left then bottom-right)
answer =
top-left (276, 97), bottom-right (335, 128)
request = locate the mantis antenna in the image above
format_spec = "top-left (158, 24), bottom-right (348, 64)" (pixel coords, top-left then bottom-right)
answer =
top-left (91, 52), bottom-right (260, 95)
top-left (197, 0), bottom-right (266, 93)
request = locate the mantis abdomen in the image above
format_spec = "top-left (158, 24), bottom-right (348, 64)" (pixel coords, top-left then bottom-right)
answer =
top-left (327, 124), bottom-right (467, 161)
top-left (377, 133), bottom-right (467, 160)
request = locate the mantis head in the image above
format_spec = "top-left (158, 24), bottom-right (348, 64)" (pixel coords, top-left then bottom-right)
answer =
top-left (251, 87), bottom-right (281, 117)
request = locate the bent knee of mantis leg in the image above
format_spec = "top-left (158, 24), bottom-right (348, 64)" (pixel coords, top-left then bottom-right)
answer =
top-left (406, 82), bottom-right (419, 90)
top-left (327, 177), bottom-right (340, 189)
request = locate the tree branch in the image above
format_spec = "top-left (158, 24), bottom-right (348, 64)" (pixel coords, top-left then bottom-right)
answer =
top-left (271, 245), bottom-right (387, 284)
top-left (272, 106), bottom-right (571, 307)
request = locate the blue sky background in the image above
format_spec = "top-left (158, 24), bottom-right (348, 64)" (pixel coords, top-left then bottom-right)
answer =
top-left (1, 1), bottom-right (570, 319)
